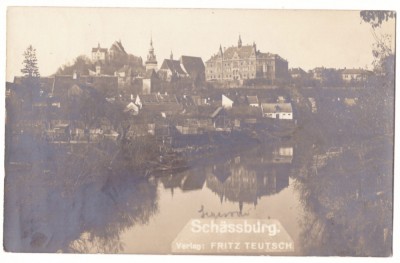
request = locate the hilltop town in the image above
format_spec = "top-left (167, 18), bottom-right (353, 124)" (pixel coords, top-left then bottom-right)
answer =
top-left (5, 35), bottom-right (389, 173)
top-left (3, 5), bottom-right (396, 255)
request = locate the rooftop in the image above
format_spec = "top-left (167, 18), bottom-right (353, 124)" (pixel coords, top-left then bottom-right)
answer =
top-left (261, 103), bottom-right (293, 113)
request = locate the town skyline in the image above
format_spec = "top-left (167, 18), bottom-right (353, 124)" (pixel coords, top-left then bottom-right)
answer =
top-left (4, 6), bottom-right (395, 256)
top-left (6, 8), bottom-right (395, 82)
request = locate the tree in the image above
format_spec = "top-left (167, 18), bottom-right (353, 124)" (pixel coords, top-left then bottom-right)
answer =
top-left (358, 11), bottom-right (395, 135)
top-left (360, 10), bottom-right (395, 74)
top-left (21, 45), bottom-right (40, 77)
top-left (56, 55), bottom-right (93, 75)
top-left (360, 11), bottom-right (396, 29)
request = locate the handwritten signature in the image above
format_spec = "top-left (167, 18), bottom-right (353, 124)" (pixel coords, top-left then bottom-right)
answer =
top-left (198, 205), bottom-right (251, 218)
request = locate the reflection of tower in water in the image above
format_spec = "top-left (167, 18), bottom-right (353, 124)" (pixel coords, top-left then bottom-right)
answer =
top-left (206, 149), bottom-right (291, 209)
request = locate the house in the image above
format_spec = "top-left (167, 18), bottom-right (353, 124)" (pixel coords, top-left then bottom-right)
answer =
top-left (246, 95), bottom-right (259, 107)
top-left (12, 76), bottom-right (55, 110)
top-left (210, 106), bottom-right (230, 130)
top-left (228, 106), bottom-right (262, 127)
top-left (175, 118), bottom-right (204, 135)
top-left (191, 95), bottom-right (209, 106)
top-left (135, 94), bottom-right (158, 109)
top-left (50, 76), bottom-right (91, 108)
top-left (125, 124), bottom-right (149, 139)
top-left (261, 103), bottom-right (293, 120)
top-left (311, 67), bottom-right (324, 81)
top-left (290, 67), bottom-right (307, 79)
top-left (341, 68), bottom-right (373, 83)
top-left (53, 73), bottom-right (118, 98)
top-left (175, 95), bottom-right (197, 114)
top-left (311, 67), bottom-right (342, 84)
top-left (289, 67), bottom-right (307, 79)
top-left (124, 102), bottom-right (139, 115)
top-left (92, 43), bottom-right (108, 62)
top-left (222, 94), bottom-right (234, 109)
top-left (135, 93), bottom-right (182, 115)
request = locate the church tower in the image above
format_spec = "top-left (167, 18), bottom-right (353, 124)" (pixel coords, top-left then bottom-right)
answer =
top-left (145, 37), bottom-right (158, 71)
top-left (238, 35), bottom-right (242, 48)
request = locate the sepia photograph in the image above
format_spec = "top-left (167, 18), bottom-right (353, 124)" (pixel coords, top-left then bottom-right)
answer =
top-left (2, 5), bottom-right (396, 257)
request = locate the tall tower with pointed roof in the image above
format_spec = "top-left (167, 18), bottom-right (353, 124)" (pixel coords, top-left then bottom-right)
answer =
top-left (238, 35), bottom-right (242, 48)
top-left (145, 37), bottom-right (158, 71)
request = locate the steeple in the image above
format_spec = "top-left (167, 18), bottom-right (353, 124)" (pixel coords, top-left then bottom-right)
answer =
top-left (238, 35), bottom-right (242, 48)
top-left (170, 50), bottom-right (173, 60)
top-left (145, 36), bottom-right (158, 71)
top-left (149, 37), bottom-right (154, 52)
top-left (218, 44), bottom-right (223, 57)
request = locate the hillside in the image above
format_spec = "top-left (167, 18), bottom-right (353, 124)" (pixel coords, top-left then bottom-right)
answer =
top-left (55, 40), bottom-right (145, 76)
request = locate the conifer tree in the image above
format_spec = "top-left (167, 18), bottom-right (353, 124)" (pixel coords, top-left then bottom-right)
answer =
top-left (21, 45), bottom-right (40, 77)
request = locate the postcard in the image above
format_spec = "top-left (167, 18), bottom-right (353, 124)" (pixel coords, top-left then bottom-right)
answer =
top-left (3, 7), bottom-right (395, 256)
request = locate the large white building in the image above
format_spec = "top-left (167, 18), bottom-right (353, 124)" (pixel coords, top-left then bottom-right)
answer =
top-left (205, 36), bottom-right (289, 82)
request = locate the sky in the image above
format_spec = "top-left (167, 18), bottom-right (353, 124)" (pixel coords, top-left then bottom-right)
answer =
top-left (6, 7), bottom-right (395, 82)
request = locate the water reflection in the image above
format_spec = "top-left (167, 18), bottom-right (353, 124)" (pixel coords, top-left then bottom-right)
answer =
top-left (4, 132), bottom-right (393, 256)
top-left (159, 168), bottom-right (206, 196)
top-left (4, 136), bottom-right (158, 253)
top-left (205, 154), bottom-right (290, 211)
